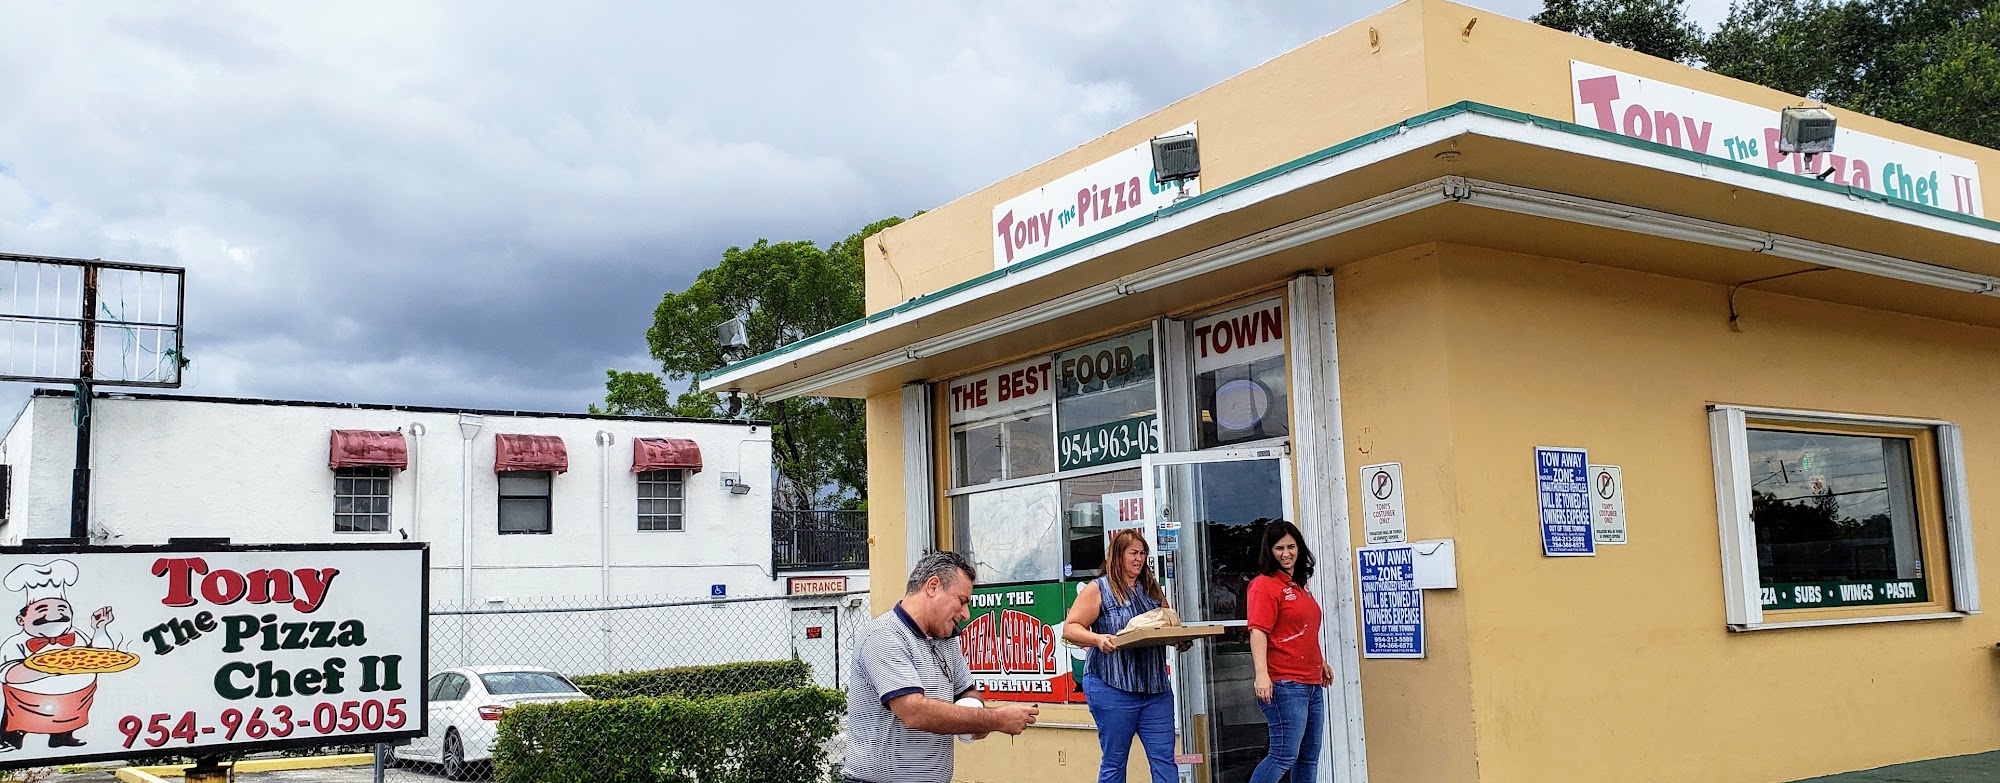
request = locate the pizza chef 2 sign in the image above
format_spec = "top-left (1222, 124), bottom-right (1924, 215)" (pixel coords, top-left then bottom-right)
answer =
top-left (0, 543), bottom-right (426, 769)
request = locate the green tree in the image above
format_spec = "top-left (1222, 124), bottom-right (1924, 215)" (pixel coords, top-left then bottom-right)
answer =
top-left (594, 216), bottom-right (906, 509)
top-left (1536, 0), bottom-right (2000, 148)
top-left (1534, 0), bottom-right (1706, 63)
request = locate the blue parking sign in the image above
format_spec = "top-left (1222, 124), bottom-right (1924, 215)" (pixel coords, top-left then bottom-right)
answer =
top-left (710, 584), bottom-right (727, 597)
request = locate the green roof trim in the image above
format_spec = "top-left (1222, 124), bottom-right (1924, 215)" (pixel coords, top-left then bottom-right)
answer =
top-left (702, 101), bottom-right (1998, 384)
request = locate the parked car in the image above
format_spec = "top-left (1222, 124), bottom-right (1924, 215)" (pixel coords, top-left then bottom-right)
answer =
top-left (395, 665), bottom-right (591, 780)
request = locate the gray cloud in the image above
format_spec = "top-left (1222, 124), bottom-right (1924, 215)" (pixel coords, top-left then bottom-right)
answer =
top-left (0, 0), bottom-right (1550, 415)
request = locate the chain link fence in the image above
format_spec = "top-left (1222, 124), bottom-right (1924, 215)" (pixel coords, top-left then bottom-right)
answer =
top-left (385, 590), bottom-right (871, 781)
top-left (21, 591), bottom-right (876, 779)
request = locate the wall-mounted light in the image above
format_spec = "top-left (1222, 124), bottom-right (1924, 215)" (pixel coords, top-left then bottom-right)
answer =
top-left (1151, 131), bottom-right (1200, 203)
top-left (720, 471), bottom-right (752, 495)
top-left (1778, 105), bottom-right (1837, 165)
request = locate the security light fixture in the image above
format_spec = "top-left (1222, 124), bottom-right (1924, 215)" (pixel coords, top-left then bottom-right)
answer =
top-left (1151, 132), bottom-right (1200, 203)
top-left (1778, 105), bottom-right (1837, 157)
top-left (718, 316), bottom-right (751, 360)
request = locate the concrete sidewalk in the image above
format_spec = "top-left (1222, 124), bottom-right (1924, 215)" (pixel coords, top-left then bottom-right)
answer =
top-left (1791, 750), bottom-right (2000, 782)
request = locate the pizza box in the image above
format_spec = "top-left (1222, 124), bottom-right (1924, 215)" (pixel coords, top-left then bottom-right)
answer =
top-left (1106, 624), bottom-right (1226, 650)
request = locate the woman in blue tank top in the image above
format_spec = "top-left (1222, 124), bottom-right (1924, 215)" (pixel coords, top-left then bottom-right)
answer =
top-left (1061, 529), bottom-right (1183, 783)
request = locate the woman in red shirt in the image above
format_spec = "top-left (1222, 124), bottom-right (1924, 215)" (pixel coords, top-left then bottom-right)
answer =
top-left (1245, 519), bottom-right (1332, 783)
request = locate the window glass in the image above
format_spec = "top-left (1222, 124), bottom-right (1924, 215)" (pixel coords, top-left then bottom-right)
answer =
top-left (1748, 427), bottom-right (1931, 610)
top-left (480, 671), bottom-right (581, 695)
top-left (426, 674), bottom-right (449, 701)
top-left (638, 469), bottom-right (685, 531)
top-left (499, 471), bottom-right (553, 535)
top-left (1060, 469), bottom-right (1143, 581)
top-left (952, 481), bottom-right (1063, 584)
top-left (949, 357), bottom-right (1055, 487)
top-left (1054, 331), bottom-right (1158, 471)
top-left (333, 466), bottom-right (393, 533)
top-left (1191, 300), bottom-right (1288, 448)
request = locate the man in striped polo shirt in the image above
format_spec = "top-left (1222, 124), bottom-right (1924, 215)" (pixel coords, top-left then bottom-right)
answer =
top-left (845, 551), bottom-right (1038, 783)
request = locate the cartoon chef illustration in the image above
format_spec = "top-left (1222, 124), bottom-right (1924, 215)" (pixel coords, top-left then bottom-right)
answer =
top-left (0, 560), bottom-right (117, 750)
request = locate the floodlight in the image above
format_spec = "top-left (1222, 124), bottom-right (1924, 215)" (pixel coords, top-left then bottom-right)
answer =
top-left (718, 316), bottom-right (751, 359)
top-left (1778, 106), bottom-right (1837, 156)
top-left (1151, 132), bottom-right (1200, 185)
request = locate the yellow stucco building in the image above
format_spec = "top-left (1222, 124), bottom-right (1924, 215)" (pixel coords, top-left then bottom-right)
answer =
top-left (704, 2), bottom-right (2000, 781)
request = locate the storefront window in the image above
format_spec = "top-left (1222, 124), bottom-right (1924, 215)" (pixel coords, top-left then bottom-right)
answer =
top-left (1054, 331), bottom-right (1159, 471)
top-left (1060, 469), bottom-right (1143, 581)
top-left (1192, 299), bottom-right (1288, 448)
top-left (949, 357), bottom-right (1054, 487)
top-left (1748, 426), bottom-right (1934, 610)
top-left (952, 482), bottom-right (1063, 584)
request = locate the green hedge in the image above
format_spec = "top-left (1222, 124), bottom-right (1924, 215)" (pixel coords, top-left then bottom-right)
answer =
top-left (570, 659), bottom-right (810, 699)
top-left (492, 687), bottom-right (845, 783)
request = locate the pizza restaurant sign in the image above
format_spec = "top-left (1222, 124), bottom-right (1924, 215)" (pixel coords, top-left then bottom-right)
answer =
top-left (991, 123), bottom-right (1200, 269)
top-left (0, 543), bottom-right (426, 769)
top-left (959, 582), bottom-right (1084, 704)
top-left (1570, 61), bottom-right (1984, 217)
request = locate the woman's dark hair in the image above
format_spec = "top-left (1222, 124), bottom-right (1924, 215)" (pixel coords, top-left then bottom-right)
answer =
top-left (1256, 519), bottom-right (1315, 583)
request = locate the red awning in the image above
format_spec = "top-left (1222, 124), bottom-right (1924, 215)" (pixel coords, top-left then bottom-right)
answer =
top-left (495, 434), bottom-right (568, 474)
top-left (328, 430), bottom-right (408, 471)
top-left (632, 437), bottom-right (703, 474)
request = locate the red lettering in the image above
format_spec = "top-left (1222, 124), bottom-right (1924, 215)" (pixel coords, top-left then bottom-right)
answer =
top-left (1683, 116), bottom-right (1713, 155)
top-left (244, 569), bottom-right (295, 606)
top-left (1764, 128), bottom-right (1786, 170)
top-left (1622, 104), bottom-right (1652, 140)
top-left (202, 570), bottom-right (247, 605)
top-left (1192, 324), bottom-right (1213, 357)
top-left (995, 211), bottom-right (1018, 264)
top-left (1258, 307), bottom-right (1282, 344)
top-left (153, 557), bottom-right (207, 608)
top-left (1576, 76), bottom-right (1621, 131)
top-left (1076, 189), bottom-right (1093, 228)
top-left (1654, 111), bottom-right (1682, 148)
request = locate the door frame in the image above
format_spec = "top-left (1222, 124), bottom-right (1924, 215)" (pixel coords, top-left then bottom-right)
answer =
top-left (1142, 446), bottom-right (1297, 783)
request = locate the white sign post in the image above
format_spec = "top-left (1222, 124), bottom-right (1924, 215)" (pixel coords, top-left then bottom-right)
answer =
top-left (1590, 464), bottom-right (1627, 545)
top-left (0, 543), bottom-right (427, 769)
top-left (1359, 462), bottom-right (1407, 545)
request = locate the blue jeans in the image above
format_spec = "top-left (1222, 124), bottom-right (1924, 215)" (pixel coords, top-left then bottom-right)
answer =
top-left (1250, 680), bottom-right (1324, 783)
top-left (1082, 674), bottom-right (1177, 783)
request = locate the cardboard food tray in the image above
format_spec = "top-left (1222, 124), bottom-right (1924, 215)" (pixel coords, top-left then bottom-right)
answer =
top-left (1107, 624), bottom-right (1226, 650)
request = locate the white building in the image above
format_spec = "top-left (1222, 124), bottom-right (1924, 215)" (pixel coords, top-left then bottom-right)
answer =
top-left (0, 390), bottom-right (871, 682)
top-left (0, 390), bottom-right (852, 604)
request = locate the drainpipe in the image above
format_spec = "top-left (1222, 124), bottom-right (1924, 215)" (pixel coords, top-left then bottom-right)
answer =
top-left (406, 423), bottom-right (425, 541)
top-left (596, 431), bottom-right (614, 605)
top-left (457, 414), bottom-right (484, 606)
top-left (596, 430), bottom-right (615, 674)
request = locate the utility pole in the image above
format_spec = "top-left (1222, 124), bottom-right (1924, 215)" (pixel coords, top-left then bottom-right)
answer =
top-left (70, 264), bottom-right (97, 540)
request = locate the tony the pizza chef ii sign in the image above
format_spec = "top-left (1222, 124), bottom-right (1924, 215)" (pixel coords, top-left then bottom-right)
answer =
top-left (0, 543), bottom-right (426, 768)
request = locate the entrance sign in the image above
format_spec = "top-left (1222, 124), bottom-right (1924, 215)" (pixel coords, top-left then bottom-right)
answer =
top-left (991, 123), bottom-right (1200, 268)
top-left (1570, 62), bottom-right (1984, 217)
top-left (0, 542), bottom-right (426, 769)
top-left (1590, 464), bottom-right (1627, 545)
top-left (1359, 462), bottom-right (1407, 545)
top-left (1537, 447), bottom-right (1596, 556)
top-left (1357, 545), bottom-right (1424, 659)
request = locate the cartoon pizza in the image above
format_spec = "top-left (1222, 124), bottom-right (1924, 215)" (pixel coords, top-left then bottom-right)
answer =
top-left (23, 647), bottom-right (138, 676)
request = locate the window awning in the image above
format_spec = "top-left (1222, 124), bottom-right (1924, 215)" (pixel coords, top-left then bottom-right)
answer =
top-left (633, 437), bottom-right (702, 474)
top-left (328, 430), bottom-right (408, 471)
top-left (495, 434), bottom-right (568, 474)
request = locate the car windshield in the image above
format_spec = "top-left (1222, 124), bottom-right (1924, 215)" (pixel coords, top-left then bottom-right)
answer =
top-left (479, 671), bottom-right (580, 696)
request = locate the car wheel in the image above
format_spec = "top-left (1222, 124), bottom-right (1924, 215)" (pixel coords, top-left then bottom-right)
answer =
top-left (443, 730), bottom-right (469, 781)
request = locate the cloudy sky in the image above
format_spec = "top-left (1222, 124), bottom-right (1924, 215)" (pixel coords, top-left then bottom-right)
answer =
top-left (0, 0), bottom-right (1734, 416)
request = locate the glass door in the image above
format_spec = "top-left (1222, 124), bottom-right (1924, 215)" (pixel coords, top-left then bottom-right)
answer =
top-left (1143, 446), bottom-right (1293, 783)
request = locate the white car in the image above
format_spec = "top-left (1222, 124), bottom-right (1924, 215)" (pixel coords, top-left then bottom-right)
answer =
top-left (395, 665), bottom-right (591, 780)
